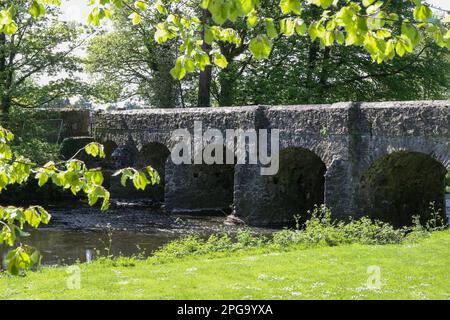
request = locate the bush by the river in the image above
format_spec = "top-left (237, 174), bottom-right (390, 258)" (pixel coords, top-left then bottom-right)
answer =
top-left (153, 205), bottom-right (447, 262)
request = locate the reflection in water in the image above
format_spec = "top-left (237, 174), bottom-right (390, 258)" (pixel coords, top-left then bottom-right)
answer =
top-left (0, 229), bottom-right (184, 266)
top-left (85, 249), bottom-right (94, 263)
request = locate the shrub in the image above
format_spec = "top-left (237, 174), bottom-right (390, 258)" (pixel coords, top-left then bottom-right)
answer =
top-left (152, 205), bottom-right (443, 262)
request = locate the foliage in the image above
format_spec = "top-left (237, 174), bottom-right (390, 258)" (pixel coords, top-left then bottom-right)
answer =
top-left (82, 1), bottom-right (449, 107)
top-left (153, 204), bottom-right (442, 262)
top-left (0, 1), bottom-right (448, 82)
top-left (85, 4), bottom-right (181, 108)
top-left (148, 0), bottom-right (449, 79)
top-left (224, 34), bottom-right (449, 106)
top-left (0, 2), bottom-right (88, 115)
top-left (7, 109), bottom-right (63, 164)
top-left (0, 125), bottom-right (159, 275)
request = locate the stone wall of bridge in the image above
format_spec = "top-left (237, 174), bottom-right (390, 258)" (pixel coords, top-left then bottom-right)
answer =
top-left (81, 100), bottom-right (450, 227)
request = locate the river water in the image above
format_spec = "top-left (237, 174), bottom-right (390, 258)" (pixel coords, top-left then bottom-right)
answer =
top-left (1, 202), bottom-right (273, 267)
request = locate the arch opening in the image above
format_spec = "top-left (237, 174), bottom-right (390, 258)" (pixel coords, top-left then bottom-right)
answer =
top-left (263, 147), bottom-right (327, 226)
top-left (98, 140), bottom-right (119, 190)
top-left (136, 142), bottom-right (171, 202)
top-left (358, 151), bottom-right (448, 227)
top-left (102, 141), bottom-right (119, 166)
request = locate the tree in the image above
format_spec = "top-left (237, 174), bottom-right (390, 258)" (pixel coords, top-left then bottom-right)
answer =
top-left (0, 1), bottom-right (87, 120)
top-left (212, 2), bottom-right (449, 106)
top-left (85, 4), bottom-right (181, 108)
top-left (1, 1), bottom-right (449, 73)
top-left (88, 0), bottom-right (450, 107)
top-left (149, 0), bottom-right (449, 79)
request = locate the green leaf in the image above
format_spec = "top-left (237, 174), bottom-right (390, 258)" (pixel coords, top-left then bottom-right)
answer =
top-left (4, 22), bottom-right (17, 35)
top-left (246, 10), bottom-right (258, 28)
top-left (362, 0), bottom-right (375, 7)
top-left (87, 188), bottom-right (99, 206)
top-left (309, 0), bottom-right (333, 9)
top-left (86, 170), bottom-right (104, 185)
top-left (201, 0), bottom-right (210, 9)
top-left (214, 53), bottom-right (228, 68)
top-left (414, 5), bottom-right (432, 22)
top-left (130, 12), bottom-right (141, 25)
top-left (237, 0), bottom-right (255, 15)
top-left (156, 0), bottom-right (168, 14)
top-left (249, 35), bottom-right (272, 60)
top-left (308, 22), bottom-right (324, 42)
top-left (85, 142), bottom-right (105, 158)
top-left (184, 57), bottom-right (195, 73)
top-left (266, 18), bottom-right (278, 39)
top-left (208, 0), bottom-right (229, 25)
top-left (134, 1), bottom-right (147, 11)
top-left (280, 18), bottom-right (295, 37)
top-left (146, 166), bottom-right (161, 185)
top-left (24, 208), bottom-right (41, 228)
top-left (170, 58), bottom-right (186, 80)
top-left (29, 1), bottom-right (44, 19)
top-left (194, 52), bottom-right (211, 71)
top-left (204, 28), bottom-right (214, 45)
top-left (280, 0), bottom-right (302, 15)
top-left (384, 39), bottom-right (395, 60)
top-left (335, 31), bottom-right (345, 44)
top-left (395, 40), bottom-right (406, 57)
top-left (36, 171), bottom-right (49, 187)
top-left (295, 19), bottom-right (307, 36)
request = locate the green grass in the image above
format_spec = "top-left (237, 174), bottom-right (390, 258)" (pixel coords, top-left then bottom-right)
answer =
top-left (1, 230), bottom-right (449, 300)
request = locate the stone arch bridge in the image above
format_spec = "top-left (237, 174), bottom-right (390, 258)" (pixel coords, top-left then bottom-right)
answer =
top-left (59, 101), bottom-right (450, 227)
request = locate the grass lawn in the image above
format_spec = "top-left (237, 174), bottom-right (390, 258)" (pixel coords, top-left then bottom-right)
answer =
top-left (1, 230), bottom-right (449, 300)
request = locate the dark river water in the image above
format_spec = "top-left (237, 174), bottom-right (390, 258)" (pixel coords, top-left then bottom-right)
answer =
top-left (1, 202), bottom-right (274, 267)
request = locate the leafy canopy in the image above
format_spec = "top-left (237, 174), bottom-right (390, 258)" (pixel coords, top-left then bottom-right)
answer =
top-left (0, 1), bottom-right (448, 80)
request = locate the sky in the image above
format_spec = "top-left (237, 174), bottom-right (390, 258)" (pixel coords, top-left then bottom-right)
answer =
top-left (427, 0), bottom-right (450, 11)
top-left (60, 0), bottom-right (91, 24)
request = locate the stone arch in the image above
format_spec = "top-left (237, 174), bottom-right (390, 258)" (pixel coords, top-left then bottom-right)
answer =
top-left (360, 138), bottom-right (450, 174)
top-left (278, 137), bottom-right (338, 170)
top-left (357, 150), bottom-right (448, 227)
top-left (261, 146), bottom-right (327, 226)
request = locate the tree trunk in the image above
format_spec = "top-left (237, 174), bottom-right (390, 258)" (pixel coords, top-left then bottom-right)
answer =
top-left (198, 9), bottom-right (212, 108)
top-left (0, 33), bottom-right (9, 123)
top-left (218, 68), bottom-right (234, 107)
top-left (1, 94), bottom-right (11, 116)
top-left (318, 47), bottom-right (331, 100)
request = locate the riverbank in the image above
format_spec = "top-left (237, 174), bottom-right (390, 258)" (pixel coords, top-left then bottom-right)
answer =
top-left (1, 230), bottom-right (449, 300)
